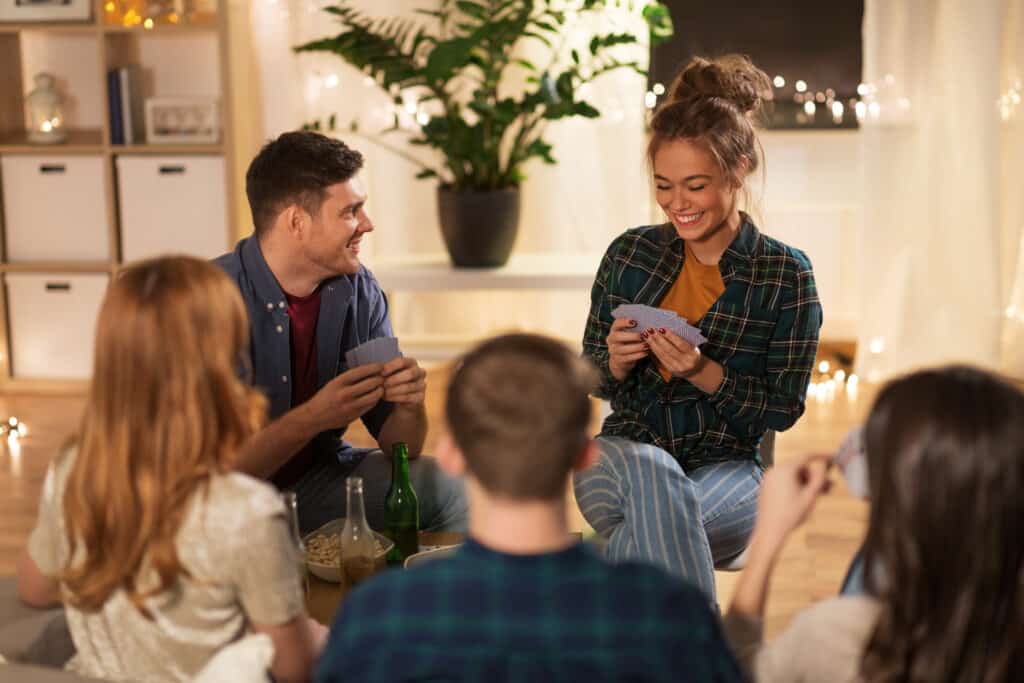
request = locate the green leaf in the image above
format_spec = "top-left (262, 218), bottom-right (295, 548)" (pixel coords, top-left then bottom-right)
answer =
top-left (513, 58), bottom-right (537, 72)
top-left (328, 113), bottom-right (337, 130)
top-left (571, 48), bottom-right (580, 65)
top-left (415, 169), bottom-right (439, 179)
top-left (523, 31), bottom-right (553, 47)
top-left (424, 37), bottom-right (475, 83)
top-left (574, 101), bottom-right (600, 118)
top-left (642, 3), bottom-right (674, 46)
top-left (455, 0), bottom-right (487, 20)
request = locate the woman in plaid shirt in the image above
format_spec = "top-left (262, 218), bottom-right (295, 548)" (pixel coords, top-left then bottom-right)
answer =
top-left (574, 55), bottom-right (822, 601)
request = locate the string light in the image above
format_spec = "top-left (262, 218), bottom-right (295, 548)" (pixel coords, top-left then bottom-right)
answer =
top-left (795, 80), bottom-right (808, 93)
top-left (869, 337), bottom-right (885, 354)
top-left (644, 91), bottom-right (658, 109)
top-left (652, 82), bottom-right (665, 96)
top-left (773, 75), bottom-right (785, 88)
top-left (804, 100), bottom-right (816, 115)
top-left (818, 360), bottom-right (831, 373)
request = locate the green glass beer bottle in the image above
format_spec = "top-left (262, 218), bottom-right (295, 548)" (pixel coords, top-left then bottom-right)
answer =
top-left (384, 442), bottom-right (419, 564)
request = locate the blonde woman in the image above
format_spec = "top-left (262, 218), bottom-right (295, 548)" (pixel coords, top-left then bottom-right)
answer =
top-left (16, 257), bottom-right (326, 683)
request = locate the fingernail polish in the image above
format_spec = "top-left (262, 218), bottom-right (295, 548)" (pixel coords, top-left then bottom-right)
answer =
top-left (659, 328), bottom-right (666, 334)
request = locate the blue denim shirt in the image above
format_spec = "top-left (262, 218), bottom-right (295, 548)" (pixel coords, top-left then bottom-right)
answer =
top-left (214, 237), bottom-right (394, 468)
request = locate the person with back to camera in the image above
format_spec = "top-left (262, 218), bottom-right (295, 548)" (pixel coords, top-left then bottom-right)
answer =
top-left (315, 333), bottom-right (743, 683)
top-left (723, 365), bottom-right (1024, 682)
top-left (16, 257), bottom-right (327, 682)
top-left (574, 54), bottom-right (823, 600)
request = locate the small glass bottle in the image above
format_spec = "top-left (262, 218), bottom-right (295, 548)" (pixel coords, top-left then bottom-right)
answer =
top-left (384, 442), bottom-right (419, 564)
top-left (339, 477), bottom-right (377, 590)
top-left (25, 74), bottom-right (66, 145)
top-left (282, 491), bottom-right (309, 596)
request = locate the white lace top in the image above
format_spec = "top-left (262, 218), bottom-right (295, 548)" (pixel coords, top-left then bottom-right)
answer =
top-left (28, 449), bottom-right (304, 682)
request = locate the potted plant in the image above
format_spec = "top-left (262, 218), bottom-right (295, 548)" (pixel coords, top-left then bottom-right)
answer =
top-left (295, 0), bottom-right (672, 267)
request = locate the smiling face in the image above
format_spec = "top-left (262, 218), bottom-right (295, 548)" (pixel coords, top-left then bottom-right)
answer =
top-left (302, 177), bottom-right (373, 277)
top-left (653, 138), bottom-right (743, 244)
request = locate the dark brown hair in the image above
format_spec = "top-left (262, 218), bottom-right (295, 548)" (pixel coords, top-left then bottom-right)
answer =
top-left (246, 130), bottom-right (364, 237)
top-left (648, 54), bottom-right (771, 189)
top-left (860, 365), bottom-right (1024, 681)
top-left (445, 334), bottom-right (596, 501)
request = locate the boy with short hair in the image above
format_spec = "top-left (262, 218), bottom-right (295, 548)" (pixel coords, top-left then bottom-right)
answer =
top-left (316, 333), bottom-right (741, 682)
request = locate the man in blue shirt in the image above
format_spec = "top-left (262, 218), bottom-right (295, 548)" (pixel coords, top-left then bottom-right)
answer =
top-left (316, 334), bottom-right (742, 682)
top-left (215, 131), bottom-right (466, 534)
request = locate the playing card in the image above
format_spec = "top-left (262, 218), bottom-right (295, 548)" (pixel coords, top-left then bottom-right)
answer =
top-left (345, 337), bottom-right (402, 368)
top-left (834, 425), bottom-right (869, 499)
top-left (611, 304), bottom-right (708, 346)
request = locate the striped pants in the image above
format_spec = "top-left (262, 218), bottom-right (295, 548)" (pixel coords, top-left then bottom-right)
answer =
top-left (573, 436), bottom-right (763, 601)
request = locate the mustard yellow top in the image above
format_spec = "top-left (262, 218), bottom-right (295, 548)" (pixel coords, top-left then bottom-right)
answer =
top-left (655, 242), bottom-right (725, 380)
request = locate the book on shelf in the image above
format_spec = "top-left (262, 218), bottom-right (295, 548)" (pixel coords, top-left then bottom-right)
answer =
top-left (119, 66), bottom-right (145, 145)
top-left (107, 70), bottom-right (123, 145)
top-left (108, 66), bottom-right (144, 145)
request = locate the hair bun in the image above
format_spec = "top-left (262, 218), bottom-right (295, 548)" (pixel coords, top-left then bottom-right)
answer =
top-left (669, 54), bottom-right (771, 115)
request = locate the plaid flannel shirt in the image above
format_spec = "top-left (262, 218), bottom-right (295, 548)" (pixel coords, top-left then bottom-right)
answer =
top-left (584, 218), bottom-right (822, 471)
top-left (315, 539), bottom-right (742, 683)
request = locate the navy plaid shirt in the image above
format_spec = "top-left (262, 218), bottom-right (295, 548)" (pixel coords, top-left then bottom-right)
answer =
top-left (584, 218), bottom-right (822, 471)
top-left (315, 538), bottom-right (742, 682)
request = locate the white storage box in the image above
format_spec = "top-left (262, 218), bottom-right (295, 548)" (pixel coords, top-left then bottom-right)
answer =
top-left (116, 155), bottom-right (228, 262)
top-left (5, 273), bottom-right (108, 380)
top-left (1, 156), bottom-right (111, 262)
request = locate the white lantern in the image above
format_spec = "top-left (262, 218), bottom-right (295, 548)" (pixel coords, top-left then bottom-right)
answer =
top-left (25, 73), bottom-right (67, 144)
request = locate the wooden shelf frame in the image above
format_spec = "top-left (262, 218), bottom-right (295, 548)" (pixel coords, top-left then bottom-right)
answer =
top-left (0, 0), bottom-right (236, 390)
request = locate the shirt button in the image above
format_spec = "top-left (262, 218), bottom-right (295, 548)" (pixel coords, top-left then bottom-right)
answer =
top-left (266, 303), bottom-right (274, 311)
top-left (279, 301), bottom-right (286, 308)
top-left (276, 325), bottom-right (284, 334)
top-left (281, 376), bottom-right (288, 383)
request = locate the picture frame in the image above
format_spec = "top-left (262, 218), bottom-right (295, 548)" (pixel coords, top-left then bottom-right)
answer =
top-left (0, 0), bottom-right (92, 22)
top-left (144, 97), bottom-right (220, 145)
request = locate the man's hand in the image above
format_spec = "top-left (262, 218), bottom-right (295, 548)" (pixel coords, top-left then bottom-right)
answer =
top-left (607, 317), bottom-right (649, 381)
top-left (381, 356), bottom-right (427, 406)
top-left (303, 363), bottom-right (385, 432)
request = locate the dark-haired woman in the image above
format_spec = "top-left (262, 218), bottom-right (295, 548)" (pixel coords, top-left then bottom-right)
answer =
top-left (725, 365), bottom-right (1024, 681)
top-left (574, 54), bottom-right (822, 600)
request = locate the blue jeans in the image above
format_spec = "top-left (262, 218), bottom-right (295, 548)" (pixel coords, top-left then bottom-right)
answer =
top-left (573, 436), bottom-right (763, 601)
top-left (292, 449), bottom-right (469, 535)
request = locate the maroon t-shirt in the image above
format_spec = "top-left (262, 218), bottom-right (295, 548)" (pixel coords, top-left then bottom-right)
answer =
top-left (272, 287), bottom-right (322, 488)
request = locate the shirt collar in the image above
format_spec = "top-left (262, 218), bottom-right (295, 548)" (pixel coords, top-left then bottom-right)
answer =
top-left (658, 212), bottom-right (760, 268)
top-left (240, 235), bottom-right (287, 307)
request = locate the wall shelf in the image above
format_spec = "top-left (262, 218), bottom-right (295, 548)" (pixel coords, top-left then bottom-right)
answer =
top-left (0, 1), bottom-right (237, 389)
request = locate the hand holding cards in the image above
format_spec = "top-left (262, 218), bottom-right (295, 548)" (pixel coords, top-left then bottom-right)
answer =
top-left (344, 337), bottom-right (426, 407)
top-left (345, 337), bottom-right (402, 368)
top-left (611, 304), bottom-right (708, 347)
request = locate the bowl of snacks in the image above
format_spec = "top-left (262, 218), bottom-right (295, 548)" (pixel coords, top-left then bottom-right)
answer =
top-left (303, 518), bottom-right (393, 582)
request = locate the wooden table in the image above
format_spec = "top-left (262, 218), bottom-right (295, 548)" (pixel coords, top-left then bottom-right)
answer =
top-left (306, 531), bottom-right (463, 625)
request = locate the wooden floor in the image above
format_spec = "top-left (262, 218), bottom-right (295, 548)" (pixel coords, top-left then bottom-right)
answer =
top-left (0, 366), bottom-right (871, 638)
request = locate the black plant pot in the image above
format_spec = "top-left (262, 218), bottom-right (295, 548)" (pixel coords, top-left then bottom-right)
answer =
top-left (437, 186), bottom-right (521, 268)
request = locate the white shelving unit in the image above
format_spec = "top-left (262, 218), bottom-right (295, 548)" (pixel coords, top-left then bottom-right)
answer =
top-left (0, 1), bottom-right (236, 392)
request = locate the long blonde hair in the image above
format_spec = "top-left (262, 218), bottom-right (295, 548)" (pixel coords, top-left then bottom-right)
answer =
top-left (61, 256), bottom-right (266, 614)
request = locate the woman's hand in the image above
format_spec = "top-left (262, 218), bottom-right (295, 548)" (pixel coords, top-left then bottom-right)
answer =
top-left (644, 328), bottom-right (703, 377)
top-left (606, 317), bottom-right (649, 381)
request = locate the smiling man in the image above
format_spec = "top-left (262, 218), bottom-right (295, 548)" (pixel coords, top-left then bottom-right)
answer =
top-left (214, 131), bottom-right (467, 534)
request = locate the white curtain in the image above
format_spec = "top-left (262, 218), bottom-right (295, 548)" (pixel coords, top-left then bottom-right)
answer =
top-left (249, 0), bottom-right (654, 348)
top-left (856, 0), bottom-right (1024, 380)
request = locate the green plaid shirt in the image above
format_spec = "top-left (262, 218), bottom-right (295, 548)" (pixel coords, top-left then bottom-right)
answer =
top-left (315, 539), bottom-right (742, 682)
top-left (584, 217), bottom-right (822, 471)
